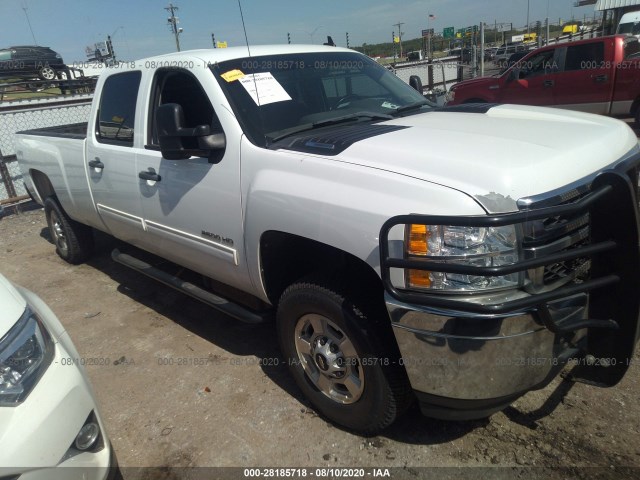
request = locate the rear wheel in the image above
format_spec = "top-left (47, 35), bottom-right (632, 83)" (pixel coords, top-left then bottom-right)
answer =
top-left (38, 66), bottom-right (56, 80)
top-left (277, 278), bottom-right (412, 433)
top-left (44, 196), bottom-right (93, 264)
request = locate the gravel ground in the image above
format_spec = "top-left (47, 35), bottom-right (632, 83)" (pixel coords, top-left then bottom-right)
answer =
top-left (1, 206), bottom-right (639, 480)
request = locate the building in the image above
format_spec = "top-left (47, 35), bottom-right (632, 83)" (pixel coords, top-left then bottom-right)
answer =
top-left (585, 0), bottom-right (640, 33)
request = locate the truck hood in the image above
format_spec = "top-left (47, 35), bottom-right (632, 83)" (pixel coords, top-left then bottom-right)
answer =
top-left (452, 76), bottom-right (500, 90)
top-left (330, 104), bottom-right (639, 213)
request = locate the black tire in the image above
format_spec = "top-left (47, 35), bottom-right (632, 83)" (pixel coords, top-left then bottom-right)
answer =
top-left (277, 279), bottom-right (412, 434)
top-left (44, 196), bottom-right (93, 264)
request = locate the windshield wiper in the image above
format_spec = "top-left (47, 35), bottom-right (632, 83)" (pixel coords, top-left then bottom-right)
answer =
top-left (312, 111), bottom-right (393, 128)
top-left (268, 112), bottom-right (393, 143)
top-left (394, 101), bottom-right (430, 114)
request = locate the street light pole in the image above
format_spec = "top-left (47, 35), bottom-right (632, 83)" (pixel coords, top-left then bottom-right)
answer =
top-left (526, 0), bottom-right (530, 35)
top-left (546, 0), bottom-right (550, 45)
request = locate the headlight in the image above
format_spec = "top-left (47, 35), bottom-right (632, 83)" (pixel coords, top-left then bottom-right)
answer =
top-left (445, 88), bottom-right (455, 103)
top-left (0, 308), bottom-right (54, 406)
top-left (405, 224), bottom-right (522, 293)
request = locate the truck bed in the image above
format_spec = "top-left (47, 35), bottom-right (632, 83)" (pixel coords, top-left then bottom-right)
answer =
top-left (17, 122), bottom-right (87, 140)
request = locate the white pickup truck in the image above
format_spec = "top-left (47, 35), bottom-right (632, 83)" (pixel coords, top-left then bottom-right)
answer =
top-left (15, 45), bottom-right (640, 433)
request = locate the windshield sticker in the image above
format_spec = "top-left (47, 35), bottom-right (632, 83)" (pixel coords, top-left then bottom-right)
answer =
top-left (221, 69), bottom-right (245, 82)
top-left (381, 101), bottom-right (400, 109)
top-left (239, 72), bottom-right (292, 105)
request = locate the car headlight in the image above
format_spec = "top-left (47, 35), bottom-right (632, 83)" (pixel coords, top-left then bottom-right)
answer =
top-left (405, 224), bottom-right (522, 293)
top-left (0, 308), bottom-right (54, 406)
top-left (445, 88), bottom-right (455, 103)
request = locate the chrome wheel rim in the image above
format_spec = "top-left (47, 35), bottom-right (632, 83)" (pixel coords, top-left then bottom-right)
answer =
top-left (49, 210), bottom-right (68, 255)
top-left (41, 66), bottom-right (56, 80)
top-left (294, 314), bottom-right (364, 404)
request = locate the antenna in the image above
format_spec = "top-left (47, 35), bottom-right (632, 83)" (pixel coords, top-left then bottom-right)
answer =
top-left (22, 3), bottom-right (38, 45)
top-left (237, 0), bottom-right (251, 56)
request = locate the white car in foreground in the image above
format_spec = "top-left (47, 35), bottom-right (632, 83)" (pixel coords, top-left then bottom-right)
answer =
top-left (0, 274), bottom-right (113, 479)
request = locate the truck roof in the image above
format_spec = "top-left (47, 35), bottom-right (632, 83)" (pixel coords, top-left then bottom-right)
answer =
top-left (148, 44), bottom-right (354, 63)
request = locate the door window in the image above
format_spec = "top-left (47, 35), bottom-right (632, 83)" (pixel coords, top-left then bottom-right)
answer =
top-left (519, 50), bottom-right (557, 79)
top-left (148, 69), bottom-right (222, 152)
top-left (564, 42), bottom-right (604, 71)
top-left (96, 71), bottom-right (141, 146)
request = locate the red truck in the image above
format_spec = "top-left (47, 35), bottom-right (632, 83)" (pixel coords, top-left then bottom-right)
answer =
top-left (446, 35), bottom-right (640, 123)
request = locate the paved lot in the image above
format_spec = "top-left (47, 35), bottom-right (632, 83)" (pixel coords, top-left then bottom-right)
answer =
top-left (1, 207), bottom-right (639, 479)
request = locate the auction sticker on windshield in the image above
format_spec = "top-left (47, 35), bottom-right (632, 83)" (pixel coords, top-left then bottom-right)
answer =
top-left (221, 69), bottom-right (245, 82)
top-left (239, 72), bottom-right (292, 105)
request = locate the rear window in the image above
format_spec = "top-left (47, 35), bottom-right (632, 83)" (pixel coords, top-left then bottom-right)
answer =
top-left (0, 51), bottom-right (12, 61)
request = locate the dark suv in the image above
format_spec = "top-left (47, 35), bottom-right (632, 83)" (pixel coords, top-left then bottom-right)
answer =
top-left (0, 46), bottom-right (65, 80)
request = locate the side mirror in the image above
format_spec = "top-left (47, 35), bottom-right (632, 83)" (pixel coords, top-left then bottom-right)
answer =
top-left (409, 75), bottom-right (423, 93)
top-left (506, 68), bottom-right (519, 82)
top-left (156, 103), bottom-right (226, 161)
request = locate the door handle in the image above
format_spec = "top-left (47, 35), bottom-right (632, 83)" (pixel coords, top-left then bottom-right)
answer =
top-left (543, 80), bottom-right (554, 88)
top-left (88, 158), bottom-right (104, 169)
top-left (594, 74), bottom-right (608, 83)
top-left (138, 170), bottom-right (162, 182)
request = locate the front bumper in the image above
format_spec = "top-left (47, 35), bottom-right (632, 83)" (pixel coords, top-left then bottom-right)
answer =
top-left (380, 169), bottom-right (640, 419)
top-left (0, 294), bottom-right (111, 479)
top-left (386, 294), bottom-right (585, 420)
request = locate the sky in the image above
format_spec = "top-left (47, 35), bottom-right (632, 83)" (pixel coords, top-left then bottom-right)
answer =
top-left (0, 0), bottom-right (600, 63)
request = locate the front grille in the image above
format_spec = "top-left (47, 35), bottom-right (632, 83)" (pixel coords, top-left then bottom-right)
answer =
top-left (521, 192), bottom-right (592, 292)
top-left (520, 165), bottom-right (638, 293)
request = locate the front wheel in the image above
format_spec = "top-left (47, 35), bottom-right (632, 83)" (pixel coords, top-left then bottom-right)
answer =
top-left (277, 279), bottom-right (412, 433)
top-left (44, 196), bottom-right (94, 264)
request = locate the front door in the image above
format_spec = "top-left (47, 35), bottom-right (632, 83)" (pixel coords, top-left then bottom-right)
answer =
top-left (135, 68), bottom-right (247, 289)
top-left (500, 48), bottom-right (558, 106)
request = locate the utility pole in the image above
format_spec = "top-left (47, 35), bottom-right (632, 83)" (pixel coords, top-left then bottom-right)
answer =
top-left (346, 32), bottom-right (349, 48)
top-left (392, 31), bottom-right (396, 63)
top-left (393, 22), bottom-right (405, 58)
top-left (287, 32), bottom-right (291, 44)
top-left (165, 3), bottom-right (182, 52)
top-left (526, 0), bottom-right (530, 35)
top-left (211, 33), bottom-right (216, 48)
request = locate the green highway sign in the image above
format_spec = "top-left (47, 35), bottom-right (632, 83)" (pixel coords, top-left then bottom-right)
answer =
top-left (443, 27), bottom-right (454, 39)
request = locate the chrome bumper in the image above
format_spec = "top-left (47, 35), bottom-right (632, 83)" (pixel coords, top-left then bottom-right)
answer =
top-left (386, 293), bottom-right (586, 416)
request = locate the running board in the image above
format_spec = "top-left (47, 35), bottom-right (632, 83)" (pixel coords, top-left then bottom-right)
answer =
top-left (111, 248), bottom-right (269, 324)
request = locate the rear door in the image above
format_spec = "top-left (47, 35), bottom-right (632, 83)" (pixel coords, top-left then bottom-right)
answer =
top-left (552, 40), bottom-right (614, 114)
top-left (86, 70), bottom-right (148, 245)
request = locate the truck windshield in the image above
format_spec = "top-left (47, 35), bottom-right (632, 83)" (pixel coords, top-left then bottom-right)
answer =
top-left (211, 52), bottom-right (431, 146)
